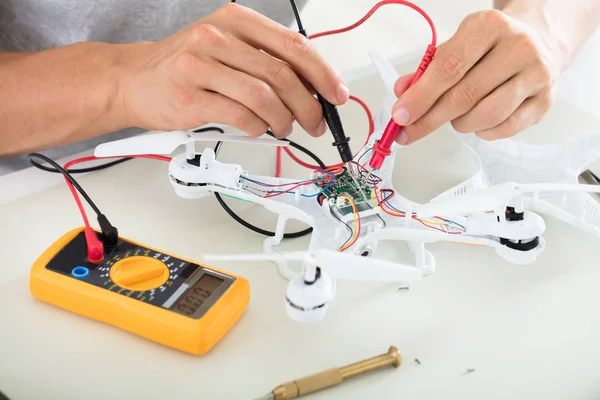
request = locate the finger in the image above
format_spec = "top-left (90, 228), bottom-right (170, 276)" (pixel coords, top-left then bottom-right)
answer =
top-left (392, 10), bottom-right (508, 126)
top-left (193, 91), bottom-right (269, 136)
top-left (401, 41), bottom-right (530, 142)
top-left (298, 75), bottom-right (316, 96)
top-left (393, 73), bottom-right (415, 97)
top-left (201, 32), bottom-right (326, 137)
top-left (451, 68), bottom-right (538, 133)
top-left (474, 95), bottom-right (544, 140)
top-left (213, 3), bottom-right (350, 106)
top-left (176, 52), bottom-right (293, 138)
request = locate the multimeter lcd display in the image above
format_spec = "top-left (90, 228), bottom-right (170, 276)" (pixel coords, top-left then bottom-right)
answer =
top-left (172, 274), bottom-right (223, 317)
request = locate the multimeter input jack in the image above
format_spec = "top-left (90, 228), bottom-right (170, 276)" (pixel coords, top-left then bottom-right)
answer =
top-left (71, 266), bottom-right (89, 279)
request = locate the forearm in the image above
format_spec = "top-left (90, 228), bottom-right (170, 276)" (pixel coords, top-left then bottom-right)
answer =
top-left (0, 42), bottom-right (131, 156)
top-left (494, 0), bottom-right (600, 68)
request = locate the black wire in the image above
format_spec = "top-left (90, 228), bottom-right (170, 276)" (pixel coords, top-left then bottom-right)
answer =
top-left (356, 147), bottom-right (374, 166)
top-left (27, 153), bottom-right (103, 216)
top-left (212, 130), bottom-right (327, 238)
top-left (287, 0), bottom-right (306, 36)
top-left (28, 157), bottom-right (131, 174)
top-left (231, 0), bottom-right (305, 36)
top-left (194, 126), bottom-right (225, 134)
top-left (265, 130), bottom-right (327, 169)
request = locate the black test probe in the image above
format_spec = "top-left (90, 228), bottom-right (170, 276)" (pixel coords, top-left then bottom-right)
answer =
top-left (231, 0), bottom-right (357, 177)
top-left (287, 1), bottom-right (358, 176)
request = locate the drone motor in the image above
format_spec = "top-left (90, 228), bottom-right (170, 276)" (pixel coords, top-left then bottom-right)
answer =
top-left (168, 149), bottom-right (243, 199)
top-left (285, 270), bottom-right (334, 323)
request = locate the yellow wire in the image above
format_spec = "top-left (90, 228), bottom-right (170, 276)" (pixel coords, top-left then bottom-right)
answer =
top-left (370, 188), bottom-right (446, 226)
top-left (338, 195), bottom-right (358, 252)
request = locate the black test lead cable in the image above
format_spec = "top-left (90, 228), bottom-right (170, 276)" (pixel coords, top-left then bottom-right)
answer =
top-left (28, 157), bottom-right (132, 174)
top-left (231, 0), bottom-right (356, 176)
top-left (286, 0), bottom-right (356, 172)
top-left (212, 129), bottom-right (326, 239)
top-left (286, 0), bottom-right (367, 201)
top-left (27, 153), bottom-right (120, 248)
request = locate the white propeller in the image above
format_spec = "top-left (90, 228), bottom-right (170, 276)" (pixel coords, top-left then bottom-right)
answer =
top-left (204, 249), bottom-right (422, 283)
top-left (417, 181), bottom-right (600, 217)
top-left (94, 129), bottom-right (288, 157)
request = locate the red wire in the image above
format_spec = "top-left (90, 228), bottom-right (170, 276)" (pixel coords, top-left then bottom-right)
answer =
top-left (275, 147), bottom-right (282, 178)
top-left (282, 94), bottom-right (375, 171)
top-left (307, 0), bottom-right (437, 45)
top-left (60, 154), bottom-right (171, 262)
top-left (62, 154), bottom-right (171, 229)
top-left (279, 0), bottom-right (437, 173)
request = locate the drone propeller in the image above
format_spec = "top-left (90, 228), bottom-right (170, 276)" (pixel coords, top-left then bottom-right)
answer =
top-left (204, 249), bottom-right (422, 283)
top-left (417, 181), bottom-right (600, 217)
top-left (94, 129), bottom-right (288, 157)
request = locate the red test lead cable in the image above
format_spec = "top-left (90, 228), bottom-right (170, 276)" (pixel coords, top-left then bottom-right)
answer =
top-left (368, 43), bottom-right (436, 171)
top-left (282, 0), bottom-right (438, 172)
top-left (62, 154), bottom-right (171, 263)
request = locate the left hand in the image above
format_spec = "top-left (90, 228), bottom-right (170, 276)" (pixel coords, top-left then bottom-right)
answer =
top-left (390, 9), bottom-right (568, 144)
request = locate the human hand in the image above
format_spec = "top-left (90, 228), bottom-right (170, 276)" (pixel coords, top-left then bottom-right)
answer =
top-left (115, 3), bottom-right (349, 138)
top-left (390, 9), bottom-right (568, 144)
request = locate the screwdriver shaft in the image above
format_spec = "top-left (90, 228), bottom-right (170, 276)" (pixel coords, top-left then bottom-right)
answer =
top-left (252, 394), bottom-right (275, 400)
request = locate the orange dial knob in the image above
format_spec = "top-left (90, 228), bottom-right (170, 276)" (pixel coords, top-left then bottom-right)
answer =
top-left (110, 256), bottom-right (170, 291)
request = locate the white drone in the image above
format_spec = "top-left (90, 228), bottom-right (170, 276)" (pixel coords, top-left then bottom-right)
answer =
top-left (94, 52), bottom-right (600, 323)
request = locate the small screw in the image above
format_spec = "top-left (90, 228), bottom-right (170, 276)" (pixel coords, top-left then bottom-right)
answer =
top-left (414, 358), bottom-right (421, 365)
top-left (398, 286), bottom-right (410, 291)
top-left (465, 368), bottom-right (476, 374)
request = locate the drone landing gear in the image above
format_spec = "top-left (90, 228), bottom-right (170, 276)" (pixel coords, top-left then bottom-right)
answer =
top-left (406, 241), bottom-right (435, 275)
top-left (263, 215), bottom-right (296, 280)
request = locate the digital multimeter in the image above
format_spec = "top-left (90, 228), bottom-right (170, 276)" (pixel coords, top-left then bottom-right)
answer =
top-left (30, 227), bottom-right (250, 355)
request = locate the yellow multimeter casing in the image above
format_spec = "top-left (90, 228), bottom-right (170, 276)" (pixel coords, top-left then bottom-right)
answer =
top-left (29, 227), bottom-right (250, 355)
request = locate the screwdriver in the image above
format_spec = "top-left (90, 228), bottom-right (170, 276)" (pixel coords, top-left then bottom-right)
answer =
top-left (252, 346), bottom-right (402, 400)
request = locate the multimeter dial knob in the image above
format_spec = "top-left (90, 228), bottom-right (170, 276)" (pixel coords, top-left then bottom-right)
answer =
top-left (109, 256), bottom-right (170, 291)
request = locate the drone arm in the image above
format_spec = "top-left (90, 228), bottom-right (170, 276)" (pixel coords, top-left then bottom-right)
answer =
top-left (168, 149), bottom-right (245, 199)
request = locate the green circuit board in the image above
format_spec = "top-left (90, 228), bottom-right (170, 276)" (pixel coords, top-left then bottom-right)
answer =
top-left (313, 170), bottom-right (372, 215)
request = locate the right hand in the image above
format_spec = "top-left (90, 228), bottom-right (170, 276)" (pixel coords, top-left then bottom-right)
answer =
top-left (116, 2), bottom-right (349, 139)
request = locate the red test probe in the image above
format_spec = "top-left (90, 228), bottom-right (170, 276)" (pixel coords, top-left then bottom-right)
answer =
top-left (368, 44), bottom-right (436, 172)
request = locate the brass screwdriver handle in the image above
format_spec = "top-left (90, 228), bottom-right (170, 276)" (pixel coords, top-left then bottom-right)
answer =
top-left (340, 345), bottom-right (401, 378)
top-left (272, 346), bottom-right (401, 400)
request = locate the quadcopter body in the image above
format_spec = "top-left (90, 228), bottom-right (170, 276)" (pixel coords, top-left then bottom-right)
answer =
top-left (94, 52), bottom-right (600, 323)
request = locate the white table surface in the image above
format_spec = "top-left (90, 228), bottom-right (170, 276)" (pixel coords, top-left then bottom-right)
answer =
top-left (3, 51), bottom-right (600, 400)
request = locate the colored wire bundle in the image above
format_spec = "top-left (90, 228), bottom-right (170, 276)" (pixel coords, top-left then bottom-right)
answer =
top-left (371, 187), bottom-right (465, 234)
top-left (337, 196), bottom-right (361, 251)
top-left (240, 170), bottom-right (335, 199)
top-left (264, 0), bottom-right (442, 251)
